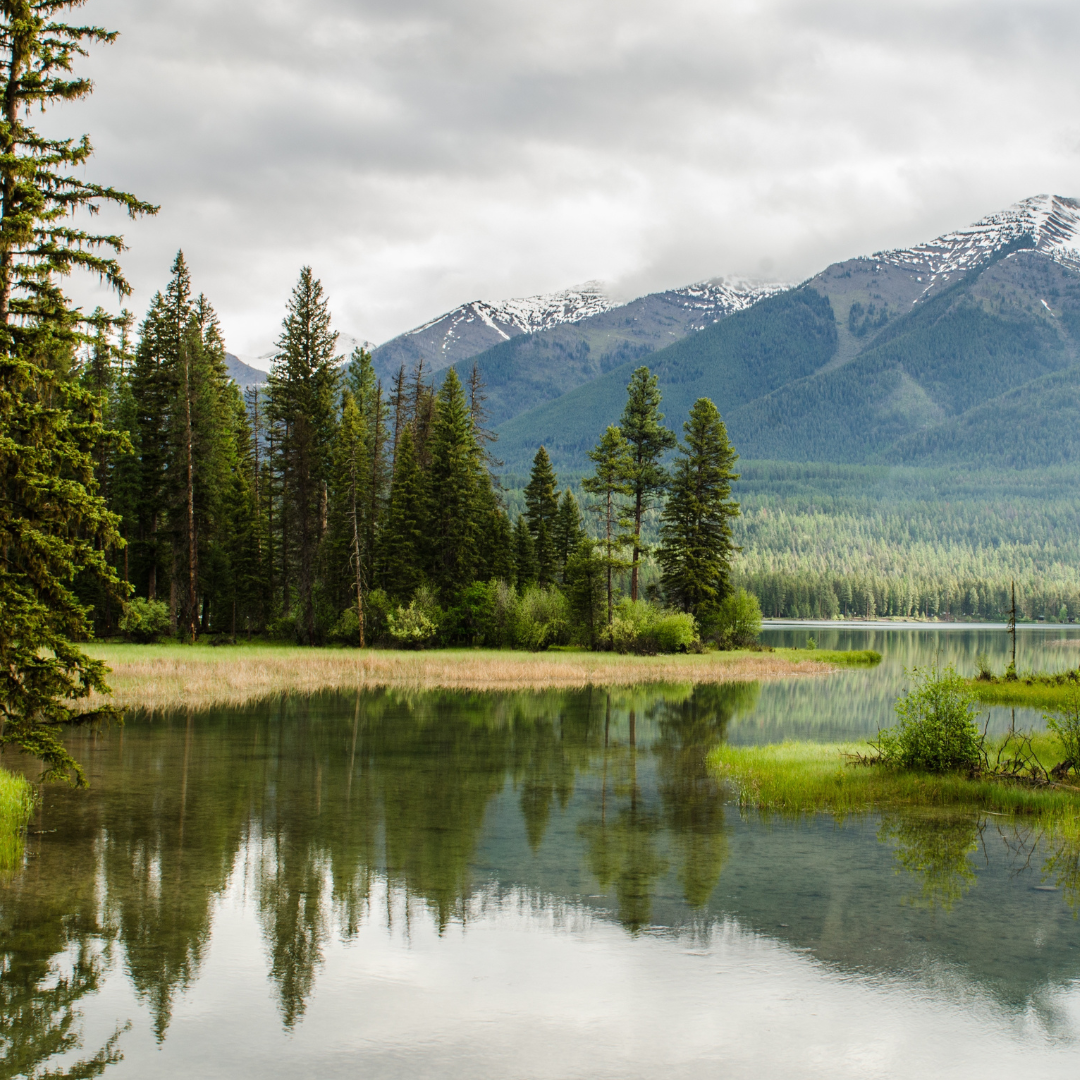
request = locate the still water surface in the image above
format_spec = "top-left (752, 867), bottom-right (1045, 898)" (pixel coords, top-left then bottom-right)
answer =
top-left (4, 626), bottom-right (1080, 1078)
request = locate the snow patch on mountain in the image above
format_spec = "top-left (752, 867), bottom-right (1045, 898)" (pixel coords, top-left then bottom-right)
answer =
top-left (406, 280), bottom-right (616, 353)
top-left (668, 277), bottom-right (790, 329)
top-left (873, 194), bottom-right (1080, 300)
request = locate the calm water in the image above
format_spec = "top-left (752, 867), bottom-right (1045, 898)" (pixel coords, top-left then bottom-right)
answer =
top-left (4, 627), bottom-right (1080, 1078)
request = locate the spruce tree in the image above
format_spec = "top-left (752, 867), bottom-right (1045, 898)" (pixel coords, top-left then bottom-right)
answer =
top-left (553, 489), bottom-right (585, 582)
top-left (328, 390), bottom-right (370, 644)
top-left (0, 1), bottom-right (155, 782)
top-left (524, 446), bottom-right (559, 585)
top-left (512, 515), bottom-right (538, 588)
top-left (381, 425), bottom-right (426, 601)
top-left (619, 366), bottom-right (675, 601)
top-left (267, 267), bottom-right (340, 643)
top-left (658, 398), bottom-right (740, 621)
top-left (581, 426), bottom-right (633, 640)
top-left (426, 368), bottom-right (478, 597)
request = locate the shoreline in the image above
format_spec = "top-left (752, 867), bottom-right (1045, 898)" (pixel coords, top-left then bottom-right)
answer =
top-left (81, 643), bottom-right (859, 714)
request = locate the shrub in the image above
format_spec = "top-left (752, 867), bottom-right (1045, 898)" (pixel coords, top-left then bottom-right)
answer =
top-left (974, 653), bottom-right (993, 681)
top-left (514, 586), bottom-right (569, 651)
top-left (1045, 686), bottom-right (1080, 773)
top-left (876, 665), bottom-right (983, 772)
top-left (445, 581), bottom-right (498, 646)
top-left (611, 599), bottom-right (698, 654)
top-left (118, 598), bottom-right (171, 643)
top-left (267, 614), bottom-right (298, 643)
top-left (714, 589), bottom-right (762, 648)
top-left (388, 586), bottom-right (442, 649)
top-left (329, 606), bottom-right (362, 646)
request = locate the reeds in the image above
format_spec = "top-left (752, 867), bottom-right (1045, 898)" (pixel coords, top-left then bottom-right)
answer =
top-left (81, 643), bottom-right (835, 714)
top-left (0, 767), bottom-right (36, 871)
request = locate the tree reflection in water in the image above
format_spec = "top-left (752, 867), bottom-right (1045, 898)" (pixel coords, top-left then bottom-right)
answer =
top-left (3, 681), bottom-right (1080, 1069)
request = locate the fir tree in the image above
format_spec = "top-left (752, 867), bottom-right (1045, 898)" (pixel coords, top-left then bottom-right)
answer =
top-left (426, 368), bottom-right (479, 597)
top-left (267, 267), bottom-right (340, 643)
top-left (658, 398), bottom-right (740, 621)
top-left (512, 515), bottom-right (538, 588)
top-left (619, 366), bottom-right (675, 601)
top-left (0, 1), bottom-right (155, 782)
top-left (564, 538), bottom-right (606, 650)
top-left (582, 426), bottom-right (633, 641)
top-left (524, 446), bottom-right (559, 585)
top-left (328, 391), bottom-right (370, 644)
top-left (553, 489), bottom-right (585, 582)
top-left (381, 425), bottom-right (426, 601)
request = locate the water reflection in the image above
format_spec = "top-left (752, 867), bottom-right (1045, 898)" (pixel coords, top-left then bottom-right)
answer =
top-left (1, 675), bottom-right (1079, 1075)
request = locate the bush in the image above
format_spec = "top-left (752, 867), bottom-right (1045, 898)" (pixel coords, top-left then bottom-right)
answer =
top-left (974, 653), bottom-right (993, 680)
top-left (387, 586), bottom-right (441, 649)
top-left (1045, 686), bottom-right (1080, 772)
top-left (267, 614), bottom-right (298, 642)
top-left (713, 589), bottom-right (762, 648)
top-left (514, 585), bottom-right (570, 651)
top-left (611, 599), bottom-right (698, 654)
top-left (329, 606), bottom-right (362, 646)
top-left (444, 581), bottom-right (498, 646)
top-left (119, 598), bottom-right (171, 643)
top-left (876, 665), bottom-right (983, 772)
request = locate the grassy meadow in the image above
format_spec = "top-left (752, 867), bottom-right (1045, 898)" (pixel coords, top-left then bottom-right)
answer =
top-left (0, 768), bottom-right (36, 871)
top-left (80, 641), bottom-right (878, 713)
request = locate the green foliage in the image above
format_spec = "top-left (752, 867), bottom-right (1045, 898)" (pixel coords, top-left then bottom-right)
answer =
top-left (877, 666), bottom-right (983, 773)
top-left (564, 539), bottom-right (606, 649)
top-left (524, 446), bottom-right (559, 584)
top-left (0, 766), bottom-right (36, 871)
top-left (514, 585), bottom-right (570, 651)
top-left (388, 587), bottom-right (442, 648)
top-left (118, 598), bottom-right (171, 643)
top-left (618, 366), bottom-right (676, 599)
top-left (1045, 687), bottom-right (1080, 771)
top-left (610, 599), bottom-right (697, 654)
top-left (658, 398), bottom-right (740, 620)
top-left (713, 588), bottom-right (762, 648)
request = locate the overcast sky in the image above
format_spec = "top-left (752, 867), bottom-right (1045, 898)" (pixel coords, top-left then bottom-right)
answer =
top-left (61, 0), bottom-right (1080, 357)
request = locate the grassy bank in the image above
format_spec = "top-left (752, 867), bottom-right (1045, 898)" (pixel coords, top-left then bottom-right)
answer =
top-left (709, 738), bottom-right (1080, 817)
top-left (970, 674), bottom-right (1080, 710)
top-left (80, 642), bottom-right (874, 713)
top-left (0, 768), bottom-right (36, 871)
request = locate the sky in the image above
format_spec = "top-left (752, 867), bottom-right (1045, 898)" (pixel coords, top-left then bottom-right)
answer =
top-left (59, 0), bottom-right (1080, 360)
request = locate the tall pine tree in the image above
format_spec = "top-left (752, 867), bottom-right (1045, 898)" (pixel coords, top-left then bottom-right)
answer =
top-left (0, 1), bottom-right (155, 782)
top-left (582, 426), bottom-right (632, 640)
top-left (267, 268), bottom-right (340, 643)
top-left (619, 367), bottom-right (675, 601)
top-left (658, 398), bottom-right (740, 620)
top-left (524, 446), bottom-right (559, 585)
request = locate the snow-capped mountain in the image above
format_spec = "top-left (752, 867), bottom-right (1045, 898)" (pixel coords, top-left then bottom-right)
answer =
top-left (371, 281), bottom-right (616, 378)
top-left (667, 277), bottom-right (790, 330)
top-left (873, 194), bottom-right (1080, 299)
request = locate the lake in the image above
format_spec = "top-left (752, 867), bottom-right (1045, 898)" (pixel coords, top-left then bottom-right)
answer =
top-left (3, 626), bottom-right (1080, 1078)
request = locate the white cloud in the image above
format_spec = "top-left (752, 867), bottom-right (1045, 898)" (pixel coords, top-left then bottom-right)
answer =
top-left (56, 0), bottom-right (1080, 352)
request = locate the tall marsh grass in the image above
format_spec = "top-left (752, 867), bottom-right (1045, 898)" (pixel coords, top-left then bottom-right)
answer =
top-left (0, 768), bottom-right (36, 870)
top-left (82, 642), bottom-right (842, 713)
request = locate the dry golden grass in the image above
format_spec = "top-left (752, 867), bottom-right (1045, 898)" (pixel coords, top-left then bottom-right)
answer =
top-left (81, 643), bottom-right (834, 713)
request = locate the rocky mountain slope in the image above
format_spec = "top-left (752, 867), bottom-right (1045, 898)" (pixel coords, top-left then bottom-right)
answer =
top-left (370, 282), bottom-right (616, 379)
top-left (495, 196), bottom-right (1080, 472)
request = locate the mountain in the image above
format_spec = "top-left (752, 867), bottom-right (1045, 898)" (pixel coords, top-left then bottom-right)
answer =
top-left (495, 195), bottom-right (1080, 472)
top-left (370, 282), bottom-right (616, 380)
top-left (443, 277), bottom-right (787, 427)
top-left (225, 353), bottom-right (268, 389)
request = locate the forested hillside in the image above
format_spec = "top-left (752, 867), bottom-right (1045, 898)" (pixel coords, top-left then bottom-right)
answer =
top-left (496, 248), bottom-right (1080, 472)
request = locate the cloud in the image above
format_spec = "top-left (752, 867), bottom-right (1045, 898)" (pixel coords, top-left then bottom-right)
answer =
top-left (59, 0), bottom-right (1080, 352)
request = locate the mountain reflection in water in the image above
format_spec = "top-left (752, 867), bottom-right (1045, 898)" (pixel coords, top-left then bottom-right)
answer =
top-left (1, 676), bottom-right (1079, 1078)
